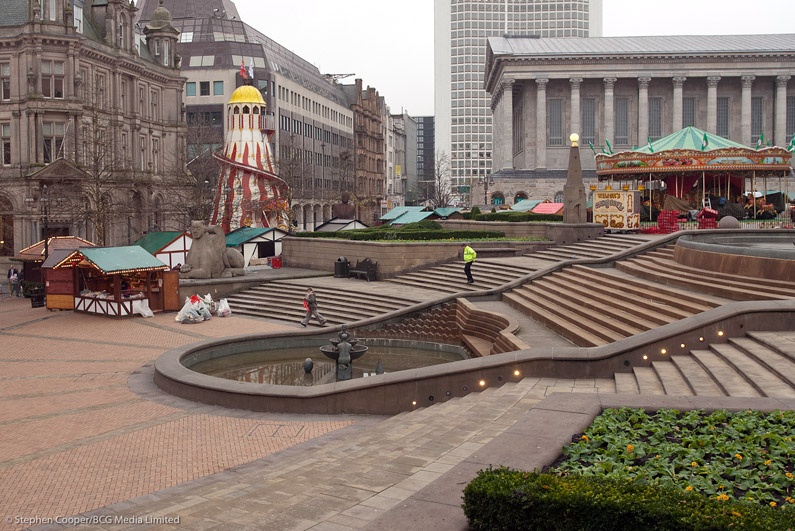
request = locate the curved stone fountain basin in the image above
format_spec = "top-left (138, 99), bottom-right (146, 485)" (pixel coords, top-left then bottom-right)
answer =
top-left (674, 231), bottom-right (795, 281)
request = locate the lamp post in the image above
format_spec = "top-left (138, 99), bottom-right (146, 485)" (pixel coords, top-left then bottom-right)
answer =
top-left (41, 184), bottom-right (50, 261)
top-left (477, 175), bottom-right (494, 207)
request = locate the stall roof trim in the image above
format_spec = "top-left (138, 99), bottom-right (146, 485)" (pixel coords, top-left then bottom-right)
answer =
top-left (55, 246), bottom-right (169, 274)
top-left (433, 208), bottom-right (462, 217)
top-left (18, 236), bottom-right (96, 260)
top-left (532, 202), bottom-right (564, 214)
top-left (133, 232), bottom-right (188, 254)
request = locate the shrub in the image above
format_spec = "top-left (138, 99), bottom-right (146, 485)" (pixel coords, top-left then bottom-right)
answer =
top-left (474, 212), bottom-right (563, 222)
top-left (463, 467), bottom-right (794, 531)
top-left (293, 229), bottom-right (505, 241)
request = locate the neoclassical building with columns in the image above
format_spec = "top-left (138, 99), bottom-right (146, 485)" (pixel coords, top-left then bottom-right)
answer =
top-left (478, 34), bottom-right (795, 207)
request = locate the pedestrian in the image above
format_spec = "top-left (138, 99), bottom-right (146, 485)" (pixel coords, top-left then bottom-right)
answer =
top-left (7, 265), bottom-right (19, 295)
top-left (300, 287), bottom-right (327, 327)
top-left (10, 269), bottom-right (20, 297)
top-left (461, 242), bottom-right (477, 284)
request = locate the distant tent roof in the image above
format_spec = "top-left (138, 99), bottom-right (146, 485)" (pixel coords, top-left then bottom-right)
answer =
top-left (53, 246), bottom-right (169, 274)
top-left (18, 236), bottom-right (96, 260)
top-left (133, 231), bottom-right (186, 255)
top-left (432, 207), bottom-right (462, 217)
top-left (532, 202), bottom-right (564, 214)
top-left (634, 126), bottom-right (749, 154)
top-left (380, 206), bottom-right (425, 221)
top-left (223, 226), bottom-right (287, 247)
top-left (389, 211), bottom-right (434, 225)
top-left (511, 199), bottom-right (543, 212)
top-left (315, 218), bottom-right (369, 232)
top-left (41, 248), bottom-right (79, 269)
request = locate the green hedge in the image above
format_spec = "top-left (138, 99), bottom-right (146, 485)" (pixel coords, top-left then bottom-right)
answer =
top-left (477, 212), bottom-right (563, 222)
top-left (463, 467), bottom-right (794, 531)
top-left (293, 229), bottom-right (505, 241)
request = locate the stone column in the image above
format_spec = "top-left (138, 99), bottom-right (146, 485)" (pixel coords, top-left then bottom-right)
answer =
top-left (741, 75), bottom-right (755, 145)
top-left (569, 77), bottom-right (582, 138)
top-left (706, 76), bottom-right (720, 133)
top-left (638, 77), bottom-right (651, 146)
top-left (775, 75), bottom-right (790, 147)
top-left (672, 77), bottom-right (686, 131)
top-left (603, 78), bottom-right (616, 148)
top-left (535, 78), bottom-right (548, 169)
top-left (499, 79), bottom-right (514, 170)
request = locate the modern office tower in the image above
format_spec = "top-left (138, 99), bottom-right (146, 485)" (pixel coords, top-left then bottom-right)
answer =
top-left (0, 0), bottom-right (186, 253)
top-left (136, 0), bottom-right (355, 231)
top-left (433, 0), bottom-right (603, 200)
top-left (414, 116), bottom-right (435, 205)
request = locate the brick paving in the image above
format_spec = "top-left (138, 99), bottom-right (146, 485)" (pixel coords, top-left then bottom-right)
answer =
top-left (0, 297), bottom-right (358, 531)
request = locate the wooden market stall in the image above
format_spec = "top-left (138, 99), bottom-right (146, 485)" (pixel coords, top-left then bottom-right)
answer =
top-left (133, 231), bottom-right (192, 270)
top-left (17, 236), bottom-right (95, 286)
top-left (225, 226), bottom-right (287, 267)
top-left (594, 126), bottom-right (792, 220)
top-left (45, 246), bottom-right (180, 317)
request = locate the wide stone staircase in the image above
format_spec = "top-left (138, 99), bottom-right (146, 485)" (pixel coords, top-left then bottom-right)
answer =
top-left (503, 263), bottom-right (726, 347)
top-left (616, 245), bottom-right (795, 300)
top-left (526, 233), bottom-right (649, 262)
top-left (226, 282), bottom-right (420, 325)
top-left (383, 259), bottom-right (536, 294)
top-left (609, 331), bottom-right (795, 397)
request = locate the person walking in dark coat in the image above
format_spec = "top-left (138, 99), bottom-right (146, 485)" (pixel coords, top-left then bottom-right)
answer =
top-left (461, 243), bottom-right (477, 284)
top-left (300, 287), bottom-right (327, 327)
top-left (7, 266), bottom-right (19, 296)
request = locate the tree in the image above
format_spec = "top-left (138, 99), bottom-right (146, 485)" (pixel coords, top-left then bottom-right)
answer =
top-left (162, 113), bottom-right (220, 225)
top-left (423, 151), bottom-right (452, 209)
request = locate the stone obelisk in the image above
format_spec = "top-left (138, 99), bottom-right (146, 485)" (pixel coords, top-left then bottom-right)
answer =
top-left (563, 133), bottom-right (587, 224)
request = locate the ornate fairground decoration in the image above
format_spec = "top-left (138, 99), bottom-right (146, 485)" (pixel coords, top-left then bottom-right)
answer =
top-left (211, 85), bottom-right (289, 232)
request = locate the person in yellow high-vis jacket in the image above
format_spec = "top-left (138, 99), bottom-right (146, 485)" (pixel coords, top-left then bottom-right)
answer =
top-left (461, 243), bottom-right (476, 284)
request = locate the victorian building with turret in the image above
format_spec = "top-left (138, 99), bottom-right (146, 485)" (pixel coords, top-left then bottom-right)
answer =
top-left (0, 0), bottom-right (186, 256)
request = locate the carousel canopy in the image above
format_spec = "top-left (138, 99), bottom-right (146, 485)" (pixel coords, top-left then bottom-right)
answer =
top-left (595, 126), bottom-right (792, 179)
top-left (633, 126), bottom-right (748, 154)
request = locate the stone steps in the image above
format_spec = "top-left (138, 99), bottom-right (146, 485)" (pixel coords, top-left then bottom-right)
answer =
top-left (606, 334), bottom-right (795, 398)
top-left (525, 234), bottom-right (647, 261)
top-left (616, 255), bottom-right (795, 301)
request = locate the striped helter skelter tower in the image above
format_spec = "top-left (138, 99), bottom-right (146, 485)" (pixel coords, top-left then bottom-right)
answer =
top-left (211, 85), bottom-right (288, 233)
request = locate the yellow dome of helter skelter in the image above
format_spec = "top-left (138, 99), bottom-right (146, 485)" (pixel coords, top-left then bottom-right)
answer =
top-left (228, 85), bottom-right (265, 105)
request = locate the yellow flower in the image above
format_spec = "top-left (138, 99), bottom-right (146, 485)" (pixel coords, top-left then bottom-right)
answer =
top-left (685, 486), bottom-right (694, 491)
top-left (731, 511), bottom-right (742, 517)
top-left (717, 494), bottom-right (730, 501)
top-left (691, 461), bottom-right (698, 467)
top-left (581, 435), bottom-right (589, 442)
top-left (626, 444), bottom-right (634, 453)
top-left (764, 459), bottom-right (772, 465)
top-left (770, 502), bottom-right (777, 507)
top-left (655, 454), bottom-right (661, 459)
top-left (735, 454), bottom-right (743, 460)
top-left (718, 485), bottom-right (725, 490)
top-left (786, 472), bottom-right (794, 479)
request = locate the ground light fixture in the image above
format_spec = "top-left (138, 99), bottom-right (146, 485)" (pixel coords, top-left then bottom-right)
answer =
top-left (718, 331), bottom-right (724, 336)
top-left (661, 348), bottom-right (667, 355)
top-left (513, 370), bottom-right (520, 377)
top-left (479, 380), bottom-right (486, 387)
top-left (643, 355), bottom-right (648, 360)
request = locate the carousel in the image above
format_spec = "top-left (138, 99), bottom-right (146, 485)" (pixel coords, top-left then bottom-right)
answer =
top-left (594, 127), bottom-right (793, 225)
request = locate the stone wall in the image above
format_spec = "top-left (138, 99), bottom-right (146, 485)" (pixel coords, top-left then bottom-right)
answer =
top-left (439, 220), bottom-right (603, 243)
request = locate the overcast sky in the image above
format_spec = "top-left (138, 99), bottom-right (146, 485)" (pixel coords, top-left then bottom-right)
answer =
top-left (236, 0), bottom-right (795, 117)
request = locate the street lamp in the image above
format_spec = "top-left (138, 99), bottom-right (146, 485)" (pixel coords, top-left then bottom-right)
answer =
top-left (24, 185), bottom-right (52, 260)
top-left (477, 174), bottom-right (495, 207)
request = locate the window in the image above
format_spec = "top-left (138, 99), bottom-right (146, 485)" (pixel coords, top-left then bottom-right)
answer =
top-left (186, 82), bottom-right (196, 97)
top-left (152, 138), bottom-right (159, 173)
top-left (717, 97), bottom-right (729, 138)
top-left (95, 74), bottom-right (105, 107)
top-left (648, 97), bottom-right (662, 141)
top-left (74, 5), bottom-right (83, 32)
top-left (120, 80), bottom-right (127, 113)
top-left (140, 135), bottom-right (147, 171)
top-left (683, 97), bottom-right (696, 128)
top-left (180, 32), bottom-right (193, 43)
top-left (120, 133), bottom-right (128, 168)
top-left (42, 122), bottom-right (64, 163)
top-left (581, 98), bottom-right (595, 145)
top-left (548, 99), bottom-right (562, 146)
top-left (41, 61), bottom-right (64, 98)
top-left (138, 87), bottom-right (145, 115)
top-left (1, 63), bottom-right (9, 100)
top-left (213, 81), bottom-right (223, 95)
top-left (751, 97), bottom-right (763, 144)
top-left (163, 40), bottom-right (169, 66)
top-left (118, 20), bottom-right (124, 48)
top-left (787, 96), bottom-right (795, 144)
top-left (615, 98), bottom-right (628, 144)
top-left (48, 0), bottom-right (56, 21)
top-left (1, 123), bottom-right (10, 165)
top-left (150, 91), bottom-right (159, 121)
top-left (199, 81), bottom-right (210, 96)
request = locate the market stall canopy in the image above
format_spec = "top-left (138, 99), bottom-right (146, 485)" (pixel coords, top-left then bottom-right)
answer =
top-left (532, 202), bottom-right (564, 215)
top-left (379, 206), bottom-right (426, 222)
top-left (314, 219), bottom-right (369, 232)
top-left (225, 226), bottom-right (288, 245)
top-left (53, 246), bottom-right (169, 274)
top-left (595, 126), bottom-right (792, 178)
top-left (17, 236), bottom-right (95, 261)
top-left (133, 231), bottom-right (190, 255)
top-left (389, 210), bottom-right (434, 225)
top-left (511, 199), bottom-right (543, 212)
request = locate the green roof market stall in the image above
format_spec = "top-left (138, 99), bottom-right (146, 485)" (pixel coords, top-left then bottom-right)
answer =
top-left (48, 246), bottom-right (177, 317)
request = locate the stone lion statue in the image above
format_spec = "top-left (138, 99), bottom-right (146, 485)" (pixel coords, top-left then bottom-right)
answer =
top-left (180, 220), bottom-right (245, 279)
